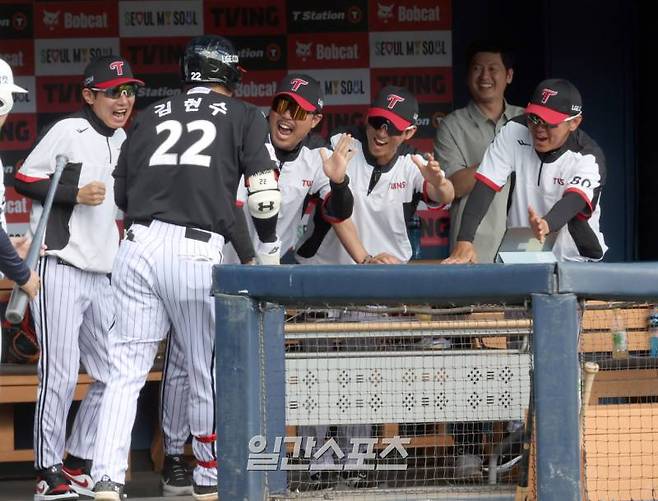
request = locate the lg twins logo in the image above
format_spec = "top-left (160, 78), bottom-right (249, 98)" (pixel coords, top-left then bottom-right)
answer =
top-left (386, 94), bottom-right (405, 109)
top-left (109, 60), bottom-right (124, 76)
top-left (540, 88), bottom-right (558, 104)
top-left (290, 78), bottom-right (308, 92)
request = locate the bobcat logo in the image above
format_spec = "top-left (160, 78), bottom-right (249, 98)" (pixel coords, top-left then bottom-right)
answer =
top-left (377, 3), bottom-right (394, 22)
top-left (296, 41), bottom-right (312, 61)
top-left (43, 10), bottom-right (60, 29)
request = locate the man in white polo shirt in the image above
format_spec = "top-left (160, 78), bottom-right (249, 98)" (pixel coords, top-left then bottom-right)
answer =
top-left (444, 78), bottom-right (606, 264)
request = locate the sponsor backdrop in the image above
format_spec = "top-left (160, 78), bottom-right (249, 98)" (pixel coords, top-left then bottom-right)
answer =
top-left (1, 0), bottom-right (452, 258)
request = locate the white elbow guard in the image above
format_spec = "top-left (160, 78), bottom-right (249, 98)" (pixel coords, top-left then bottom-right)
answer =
top-left (247, 170), bottom-right (281, 219)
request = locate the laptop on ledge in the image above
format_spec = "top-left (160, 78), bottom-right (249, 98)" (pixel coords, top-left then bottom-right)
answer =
top-left (495, 227), bottom-right (558, 264)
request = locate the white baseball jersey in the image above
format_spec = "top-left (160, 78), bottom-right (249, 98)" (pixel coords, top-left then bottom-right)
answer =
top-left (16, 108), bottom-right (123, 273)
top-left (224, 134), bottom-right (333, 263)
top-left (297, 128), bottom-right (447, 264)
top-left (476, 116), bottom-right (607, 261)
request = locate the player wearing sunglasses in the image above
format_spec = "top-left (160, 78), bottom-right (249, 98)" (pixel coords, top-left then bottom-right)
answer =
top-left (13, 55), bottom-right (143, 500)
top-left (296, 85), bottom-right (454, 265)
top-left (444, 78), bottom-right (607, 264)
top-left (223, 73), bottom-right (355, 264)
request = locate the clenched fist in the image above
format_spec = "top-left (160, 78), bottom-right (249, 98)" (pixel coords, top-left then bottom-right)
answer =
top-left (76, 181), bottom-right (106, 206)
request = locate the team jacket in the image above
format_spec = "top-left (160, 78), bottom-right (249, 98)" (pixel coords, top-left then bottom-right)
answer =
top-left (296, 127), bottom-right (446, 264)
top-left (15, 106), bottom-right (123, 273)
top-left (476, 116), bottom-right (607, 261)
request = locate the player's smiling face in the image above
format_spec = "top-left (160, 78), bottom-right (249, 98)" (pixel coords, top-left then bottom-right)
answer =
top-left (527, 113), bottom-right (582, 152)
top-left (82, 87), bottom-right (135, 129)
top-left (365, 119), bottom-right (416, 166)
top-left (269, 96), bottom-right (322, 151)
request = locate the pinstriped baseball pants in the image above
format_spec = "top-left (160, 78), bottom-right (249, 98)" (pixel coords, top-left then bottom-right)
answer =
top-left (91, 220), bottom-right (223, 487)
top-left (31, 255), bottom-right (114, 469)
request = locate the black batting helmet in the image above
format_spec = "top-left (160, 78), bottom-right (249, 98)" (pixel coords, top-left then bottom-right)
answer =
top-left (181, 35), bottom-right (243, 91)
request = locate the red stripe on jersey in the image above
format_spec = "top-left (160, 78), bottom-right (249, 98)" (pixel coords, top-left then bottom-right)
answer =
top-left (15, 172), bottom-right (48, 183)
top-left (474, 172), bottom-right (503, 192)
top-left (421, 180), bottom-right (447, 210)
top-left (564, 187), bottom-right (593, 216)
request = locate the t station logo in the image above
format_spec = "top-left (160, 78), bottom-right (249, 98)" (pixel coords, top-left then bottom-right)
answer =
top-left (287, 0), bottom-right (367, 33)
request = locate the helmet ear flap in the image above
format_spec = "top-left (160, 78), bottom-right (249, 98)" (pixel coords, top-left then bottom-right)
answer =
top-left (180, 35), bottom-right (243, 91)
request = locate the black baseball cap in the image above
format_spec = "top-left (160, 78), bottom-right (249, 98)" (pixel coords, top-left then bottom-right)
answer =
top-left (367, 85), bottom-right (418, 131)
top-left (525, 78), bottom-right (582, 125)
top-left (274, 73), bottom-right (323, 112)
top-left (83, 55), bottom-right (144, 89)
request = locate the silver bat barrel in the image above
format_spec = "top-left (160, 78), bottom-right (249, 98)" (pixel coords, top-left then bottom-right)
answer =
top-left (5, 154), bottom-right (69, 324)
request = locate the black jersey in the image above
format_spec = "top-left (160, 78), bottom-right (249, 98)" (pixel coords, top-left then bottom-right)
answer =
top-left (114, 86), bottom-right (276, 238)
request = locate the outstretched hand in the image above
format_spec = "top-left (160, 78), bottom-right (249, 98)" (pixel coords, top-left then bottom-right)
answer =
top-left (320, 133), bottom-right (356, 184)
top-left (412, 153), bottom-right (447, 188)
top-left (528, 205), bottom-right (549, 243)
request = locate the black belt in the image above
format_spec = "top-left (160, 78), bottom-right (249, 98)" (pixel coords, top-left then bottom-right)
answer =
top-left (57, 257), bottom-right (78, 269)
top-left (131, 219), bottom-right (212, 243)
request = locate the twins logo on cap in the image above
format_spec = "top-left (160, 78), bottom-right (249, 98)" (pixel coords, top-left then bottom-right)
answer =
top-left (525, 78), bottom-right (583, 125)
top-left (540, 88), bottom-right (558, 104)
top-left (367, 85), bottom-right (419, 130)
top-left (386, 94), bottom-right (405, 109)
top-left (109, 61), bottom-right (125, 76)
top-left (274, 73), bottom-right (323, 112)
top-left (289, 78), bottom-right (308, 92)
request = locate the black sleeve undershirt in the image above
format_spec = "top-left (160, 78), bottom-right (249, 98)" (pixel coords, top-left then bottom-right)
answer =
top-left (543, 192), bottom-right (587, 232)
top-left (456, 181), bottom-right (496, 242)
top-left (323, 175), bottom-right (353, 221)
top-left (230, 205), bottom-right (256, 263)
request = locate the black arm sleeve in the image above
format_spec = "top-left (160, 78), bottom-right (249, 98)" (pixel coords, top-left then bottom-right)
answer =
top-left (230, 205), bottom-right (256, 263)
top-left (543, 192), bottom-right (587, 233)
top-left (14, 177), bottom-right (78, 206)
top-left (113, 141), bottom-right (129, 212)
top-left (456, 180), bottom-right (497, 242)
top-left (322, 175), bottom-right (353, 221)
top-left (0, 230), bottom-right (31, 286)
top-left (252, 216), bottom-right (277, 243)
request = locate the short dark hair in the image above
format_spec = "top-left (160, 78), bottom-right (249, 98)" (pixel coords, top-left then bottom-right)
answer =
top-left (465, 40), bottom-right (515, 70)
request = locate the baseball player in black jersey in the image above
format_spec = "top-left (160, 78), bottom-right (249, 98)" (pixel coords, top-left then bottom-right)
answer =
top-left (15, 55), bottom-right (143, 501)
top-left (91, 35), bottom-right (280, 501)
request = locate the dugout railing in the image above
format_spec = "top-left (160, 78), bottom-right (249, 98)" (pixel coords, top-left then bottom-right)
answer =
top-left (212, 262), bottom-right (658, 501)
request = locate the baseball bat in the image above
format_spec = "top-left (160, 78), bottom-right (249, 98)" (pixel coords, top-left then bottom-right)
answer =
top-left (580, 362), bottom-right (599, 419)
top-left (514, 369), bottom-right (534, 501)
top-left (5, 154), bottom-right (68, 324)
top-left (579, 362), bottom-right (599, 499)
